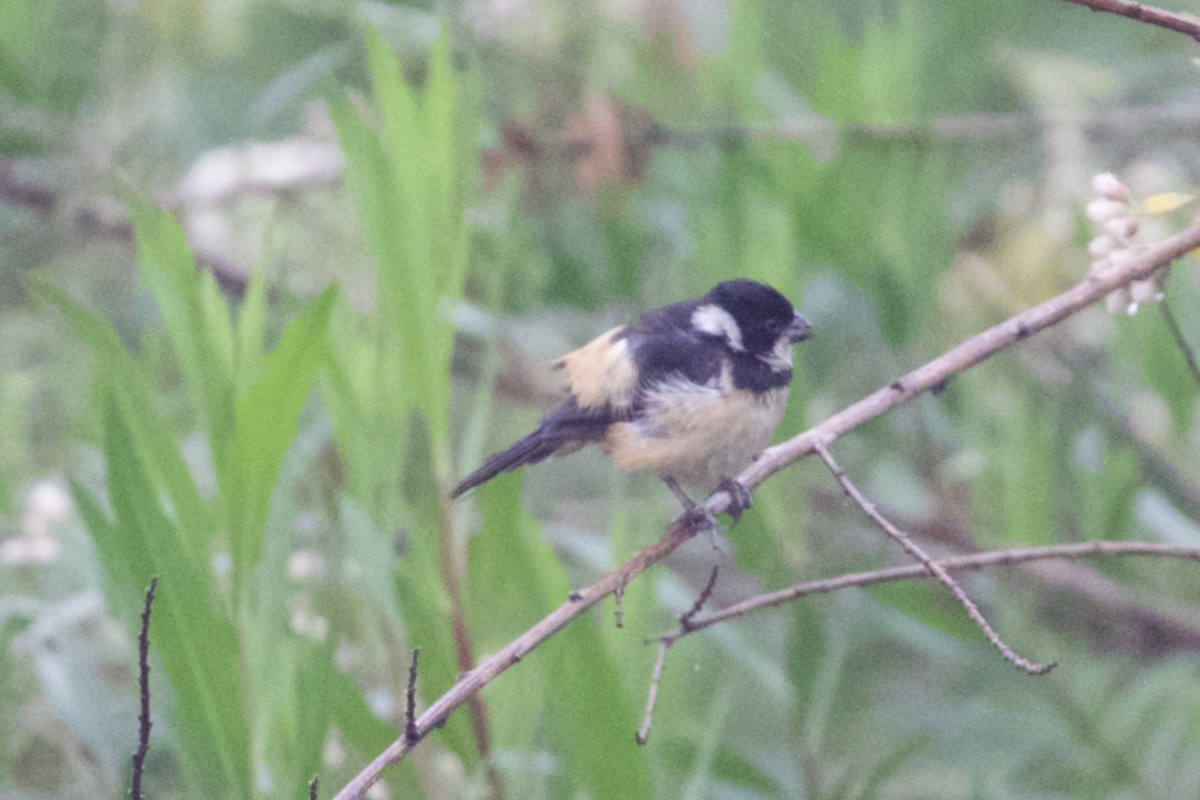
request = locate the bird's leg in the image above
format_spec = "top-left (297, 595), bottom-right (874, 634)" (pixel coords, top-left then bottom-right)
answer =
top-left (662, 476), bottom-right (717, 534)
top-left (716, 477), bottom-right (752, 524)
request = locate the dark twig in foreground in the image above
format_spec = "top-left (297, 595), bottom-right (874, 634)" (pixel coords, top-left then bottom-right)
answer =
top-left (332, 224), bottom-right (1200, 800)
top-left (656, 542), bottom-right (1200, 642)
top-left (130, 578), bottom-right (158, 800)
top-left (405, 649), bottom-right (421, 745)
top-left (1159, 297), bottom-right (1200, 386)
top-left (680, 567), bottom-right (720, 632)
top-left (1060, 0), bottom-right (1200, 42)
top-left (309, 776), bottom-right (319, 800)
top-left (614, 577), bottom-right (626, 629)
top-left (814, 443), bottom-right (1055, 676)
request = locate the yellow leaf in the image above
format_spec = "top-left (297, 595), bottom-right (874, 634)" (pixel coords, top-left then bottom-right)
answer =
top-left (1143, 192), bottom-right (1196, 214)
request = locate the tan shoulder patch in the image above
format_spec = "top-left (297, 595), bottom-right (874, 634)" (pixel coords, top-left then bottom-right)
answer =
top-left (554, 326), bottom-right (638, 411)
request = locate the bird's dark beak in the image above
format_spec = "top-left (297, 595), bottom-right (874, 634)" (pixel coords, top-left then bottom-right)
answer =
top-left (787, 311), bottom-right (813, 342)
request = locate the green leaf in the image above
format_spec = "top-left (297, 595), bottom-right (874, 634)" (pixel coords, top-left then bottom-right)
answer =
top-left (543, 611), bottom-right (653, 799)
top-left (330, 27), bottom-right (477, 473)
top-left (36, 280), bottom-right (213, 560)
top-left (128, 202), bottom-right (237, 455)
top-left (1116, 287), bottom-right (1199, 432)
top-left (102, 398), bottom-right (252, 797)
top-left (466, 472), bottom-right (569, 748)
top-left (222, 287), bottom-right (335, 591)
top-left (234, 267), bottom-right (268, 391)
top-left (869, 580), bottom-right (983, 644)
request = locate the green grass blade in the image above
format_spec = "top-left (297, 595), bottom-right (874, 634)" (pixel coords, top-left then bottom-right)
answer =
top-left (222, 287), bottom-right (335, 591)
top-left (36, 280), bottom-right (213, 559)
top-left (128, 202), bottom-right (237, 455)
top-left (234, 266), bottom-right (268, 391)
top-left (102, 398), bottom-right (252, 796)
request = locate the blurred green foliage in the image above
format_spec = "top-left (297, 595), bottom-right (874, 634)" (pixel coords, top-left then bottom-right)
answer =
top-left (3, 0), bottom-right (1200, 798)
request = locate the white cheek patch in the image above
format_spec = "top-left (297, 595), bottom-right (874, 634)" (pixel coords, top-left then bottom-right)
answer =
top-left (691, 304), bottom-right (744, 352)
top-left (761, 339), bottom-right (793, 371)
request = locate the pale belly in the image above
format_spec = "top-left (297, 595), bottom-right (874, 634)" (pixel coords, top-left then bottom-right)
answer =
top-left (601, 385), bottom-right (788, 490)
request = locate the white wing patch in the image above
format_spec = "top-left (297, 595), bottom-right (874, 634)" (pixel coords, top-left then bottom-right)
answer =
top-left (691, 304), bottom-right (744, 352)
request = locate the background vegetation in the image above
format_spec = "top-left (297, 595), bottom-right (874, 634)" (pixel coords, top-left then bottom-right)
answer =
top-left (2, 0), bottom-right (1200, 797)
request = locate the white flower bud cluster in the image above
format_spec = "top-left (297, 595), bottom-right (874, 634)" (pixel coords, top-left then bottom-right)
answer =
top-left (1086, 172), bottom-right (1161, 315)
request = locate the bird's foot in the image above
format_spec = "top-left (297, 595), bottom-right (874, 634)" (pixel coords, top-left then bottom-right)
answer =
top-left (662, 476), bottom-right (718, 534)
top-left (717, 477), bottom-right (752, 525)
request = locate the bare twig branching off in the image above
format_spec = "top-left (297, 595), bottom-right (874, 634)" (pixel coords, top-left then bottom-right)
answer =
top-left (655, 542), bottom-right (1200, 641)
top-left (310, 776), bottom-right (319, 800)
top-left (614, 577), bottom-right (627, 629)
top-left (330, 223), bottom-right (1200, 800)
top-left (130, 577), bottom-right (158, 800)
top-left (680, 567), bottom-right (720, 632)
top-left (635, 566), bottom-right (720, 745)
top-left (635, 643), bottom-right (668, 746)
top-left (405, 649), bottom-right (421, 745)
top-left (1060, 0), bottom-right (1200, 42)
top-left (814, 442), bottom-right (1055, 675)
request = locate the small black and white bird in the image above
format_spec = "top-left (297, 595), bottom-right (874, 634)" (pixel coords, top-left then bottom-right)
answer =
top-left (451, 279), bottom-right (812, 521)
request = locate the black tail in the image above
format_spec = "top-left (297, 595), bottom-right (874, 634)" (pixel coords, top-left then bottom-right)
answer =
top-left (451, 398), bottom-right (616, 499)
top-left (450, 427), bottom-right (568, 499)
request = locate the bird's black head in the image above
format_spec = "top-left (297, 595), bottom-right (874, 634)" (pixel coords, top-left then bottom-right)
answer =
top-left (693, 279), bottom-right (812, 356)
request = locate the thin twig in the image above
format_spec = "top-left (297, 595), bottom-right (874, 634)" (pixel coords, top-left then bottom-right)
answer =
top-left (1159, 296), bottom-right (1200, 386)
top-left (309, 776), bottom-right (319, 800)
top-left (332, 223), bottom-right (1200, 800)
top-left (614, 576), bottom-right (626, 629)
top-left (680, 567), bottom-right (719, 632)
top-left (130, 578), bottom-right (157, 800)
top-left (814, 443), bottom-right (1054, 675)
top-left (1059, 0), bottom-right (1200, 42)
top-left (635, 643), bottom-right (668, 746)
top-left (657, 542), bottom-right (1200, 643)
top-left (405, 649), bottom-right (421, 745)
top-left (635, 566), bottom-right (720, 744)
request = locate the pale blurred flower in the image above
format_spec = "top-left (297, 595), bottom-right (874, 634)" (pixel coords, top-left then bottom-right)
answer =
top-left (288, 548), bottom-right (325, 582)
top-left (1, 478), bottom-right (71, 565)
top-left (1085, 172), bottom-right (1164, 316)
top-left (1092, 172), bottom-right (1129, 202)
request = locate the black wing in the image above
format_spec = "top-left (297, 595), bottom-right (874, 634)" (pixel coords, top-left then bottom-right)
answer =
top-left (449, 397), bottom-right (621, 498)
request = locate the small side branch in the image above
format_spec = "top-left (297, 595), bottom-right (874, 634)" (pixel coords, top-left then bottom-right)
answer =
top-left (635, 643), bottom-right (668, 746)
top-left (309, 776), bottom-right (319, 800)
top-left (405, 649), bottom-right (421, 745)
top-left (660, 542), bottom-right (1200, 641)
top-left (130, 577), bottom-right (158, 800)
top-left (814, 442), bottom-right (1054, 675)
top-left (1059, 0), bottom-right (1200, 42)
top-left (636, 567), bottom-right (719, 745)
top-left (680, 567), bottom-right (719, 632)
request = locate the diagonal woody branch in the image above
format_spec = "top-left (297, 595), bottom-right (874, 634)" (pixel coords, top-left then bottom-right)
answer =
top-left (1059, 0), bottom-right (1200, 42)
top-left (731, 221), bottom-right (1200, 500)
top-left (333, 221), bottom-right (1200, 800)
